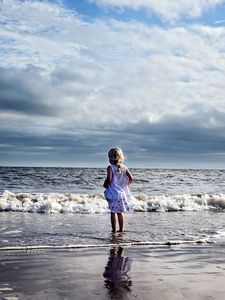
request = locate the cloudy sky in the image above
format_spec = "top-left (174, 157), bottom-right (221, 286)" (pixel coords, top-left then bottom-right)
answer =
top-left (1, 0), bottom-right (225, 168)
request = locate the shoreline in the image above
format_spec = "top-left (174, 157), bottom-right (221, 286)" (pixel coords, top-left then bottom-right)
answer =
top-left (0, 238), bottom-right (211, 252)
top-left (1, 243), bottom-right (225, 300)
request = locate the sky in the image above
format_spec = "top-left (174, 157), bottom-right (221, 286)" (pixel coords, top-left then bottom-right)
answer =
top-left (1, 0), bottom-right (225, 168)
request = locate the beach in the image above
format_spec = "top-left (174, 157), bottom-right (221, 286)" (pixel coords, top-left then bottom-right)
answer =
top-left (1, 243), bottom-right (225, 300)
top-left (2, 0), bottom-right (225, 297)
top-left (1, 167), bottom-right (225, 299)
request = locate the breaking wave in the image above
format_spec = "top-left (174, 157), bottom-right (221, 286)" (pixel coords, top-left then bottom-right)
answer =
top-left (1, 190), bottom-right (225, 214)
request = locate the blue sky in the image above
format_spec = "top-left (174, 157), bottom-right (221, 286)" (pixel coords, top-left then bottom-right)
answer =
top-left (66, 0), bottom-right (225, 26)
top-left (1, 0), bottom-right (225, 168)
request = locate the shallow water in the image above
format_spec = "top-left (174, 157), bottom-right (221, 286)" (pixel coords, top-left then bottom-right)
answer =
top-left (1, 167), bottom-right (225, 300)
top-left (1, 167), bottom-right (225, 250)
top-left (1, 211), bottom-right (225, 249)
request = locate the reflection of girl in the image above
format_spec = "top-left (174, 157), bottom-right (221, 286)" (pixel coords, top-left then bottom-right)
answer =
top-left (103, 246), bottom-right (132, 297)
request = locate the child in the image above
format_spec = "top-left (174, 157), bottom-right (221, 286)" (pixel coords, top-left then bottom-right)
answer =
top-left (103, 147), bottom-right (134, 233)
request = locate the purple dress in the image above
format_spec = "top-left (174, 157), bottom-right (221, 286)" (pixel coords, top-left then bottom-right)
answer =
top-left (104, 164), bottom-right (134, 213)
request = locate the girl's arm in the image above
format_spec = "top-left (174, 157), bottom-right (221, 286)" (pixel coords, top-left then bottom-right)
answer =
top-left (126, 168), bottom-right (133, 185)
top-left (103, 166), bottom-right (113, 188)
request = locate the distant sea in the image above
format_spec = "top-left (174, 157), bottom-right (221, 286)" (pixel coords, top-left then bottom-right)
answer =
top-left (1, 166), bottom-right (225, 250)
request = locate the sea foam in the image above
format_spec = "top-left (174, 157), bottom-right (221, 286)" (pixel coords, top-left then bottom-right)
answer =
top-left (0, 239), bottom-right (210, 252)
top-left (1, 190), bottom-right (225, 214)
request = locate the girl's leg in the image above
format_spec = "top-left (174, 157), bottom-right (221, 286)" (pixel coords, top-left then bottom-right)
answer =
top-left (111, 212), bottom-right (116, 232)
top-left (117, 213), bottom-right (124, 232)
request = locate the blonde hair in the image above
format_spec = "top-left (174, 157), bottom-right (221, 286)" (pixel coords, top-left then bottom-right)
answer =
top-left (108, 147), bottom-right (125, 173)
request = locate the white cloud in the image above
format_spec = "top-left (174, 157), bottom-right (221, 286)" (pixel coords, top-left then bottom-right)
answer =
top-left (91, 0), bottom-right (225, 21)
top-left (0, 0), bottom-right (86, 70)
top-left (1, 1), bottom-right (225, 126)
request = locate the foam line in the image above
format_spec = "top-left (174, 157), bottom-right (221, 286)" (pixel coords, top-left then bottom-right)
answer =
top-left (1, 190), bottom-right (225, 214)
top-left (0, 239), bottom-right (211, 252)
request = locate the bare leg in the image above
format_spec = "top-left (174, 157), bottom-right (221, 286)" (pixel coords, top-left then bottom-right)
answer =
top-left (111, 212), bottom-right (116, 232)
top-left (117, 213), bottom-right (124, 232)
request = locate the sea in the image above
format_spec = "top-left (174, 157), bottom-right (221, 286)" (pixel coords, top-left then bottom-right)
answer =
top-left (1, 166), bottom-right (225, 251)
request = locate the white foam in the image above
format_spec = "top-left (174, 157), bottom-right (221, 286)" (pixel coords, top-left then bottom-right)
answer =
top-left (0, 287), bottom-right (13, 291)
top-left (1, 190), bottom-right (225, 214)
top-left (1, 230), bottom-right (22, 235)
top-left (0, 239), bottom-right (210, 252)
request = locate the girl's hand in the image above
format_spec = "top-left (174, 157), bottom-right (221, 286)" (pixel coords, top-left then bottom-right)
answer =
top-left (126, 168), bottom-right (133, 185)
top-left (103, 179), bottom-right (109, 188)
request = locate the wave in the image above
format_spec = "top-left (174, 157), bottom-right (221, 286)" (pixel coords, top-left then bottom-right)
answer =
top-left (1, 190), bottom-right (225, 214)
top-left (0, 239), bottom-right (210, 252)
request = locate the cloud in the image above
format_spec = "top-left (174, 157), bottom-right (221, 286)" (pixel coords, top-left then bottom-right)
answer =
top-left (0, 65), bottom-right (59, 116)
top-left (1, 110), bottom-right (225, 167)
top-left (1, 0), bottom-right (225, 166)
top-left (214, 19), bottom-right (225, 24)
top-left (0, 0), bottom-right (86, 70)
top-left (91, 0), bottom-right (225, 22)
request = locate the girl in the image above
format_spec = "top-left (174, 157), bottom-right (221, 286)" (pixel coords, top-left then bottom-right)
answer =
top-left (103, 147), bottom-right (134, 233)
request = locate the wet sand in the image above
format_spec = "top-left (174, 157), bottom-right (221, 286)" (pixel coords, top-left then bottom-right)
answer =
top-left (1, 243), bottom-right (225, 300)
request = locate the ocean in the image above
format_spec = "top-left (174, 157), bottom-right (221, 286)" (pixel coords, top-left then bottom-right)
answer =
top-left (1, 166), bottom-right (225, 250)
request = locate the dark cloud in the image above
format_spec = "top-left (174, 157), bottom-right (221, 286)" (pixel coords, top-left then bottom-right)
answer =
top-left (1, 62), bottom-right (225, 168)
top-left (0, 66), bottom-right (57, 116)
top-left (121, 114), bottom-right (225, 155)
top-left (1, 111), bottom-right (225, 168)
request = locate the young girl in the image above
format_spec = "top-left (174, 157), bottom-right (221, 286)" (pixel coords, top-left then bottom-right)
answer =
top-left (103, 147), bottom-right (134, 233)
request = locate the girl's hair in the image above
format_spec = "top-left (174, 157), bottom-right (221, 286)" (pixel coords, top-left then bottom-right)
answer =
top-left (108, 147), bottom-right (125, 173)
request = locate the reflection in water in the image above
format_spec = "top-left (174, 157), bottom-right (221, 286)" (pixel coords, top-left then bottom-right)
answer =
top-left (103, 246), bottom-right (132, 299)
